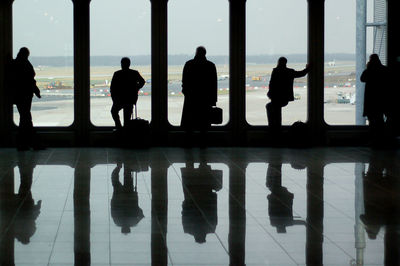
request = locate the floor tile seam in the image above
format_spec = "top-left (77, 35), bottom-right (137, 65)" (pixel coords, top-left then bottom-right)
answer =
top-left (106, 149), bottom-right (112, 266)
top-left (46, 172), bottom-right (74, 266)
top-left (245, 209), bottom-right (301, 265)
top-left (164, 151), bottom-right (231, 257)
top-left (47, 149), bottom-right (78, 266)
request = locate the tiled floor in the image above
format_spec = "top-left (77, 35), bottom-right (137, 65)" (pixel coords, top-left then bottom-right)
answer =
top-left (0, 147), bottom-right (399, 265)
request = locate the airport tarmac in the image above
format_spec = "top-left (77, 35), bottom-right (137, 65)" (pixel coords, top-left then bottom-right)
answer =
top-left (13, 88), bottom-right (357, 127)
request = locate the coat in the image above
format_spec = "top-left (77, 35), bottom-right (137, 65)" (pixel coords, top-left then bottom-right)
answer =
top-left (10, 58), bottom-right (40, 104)
top-left (360, 64), bottom-right (389, 117)
top-left (268, 66), bottom-right (309, 107)
top-left (110, 69), bottom-right (145, 105)
top-left (180, 56), bottom-right (217, 129)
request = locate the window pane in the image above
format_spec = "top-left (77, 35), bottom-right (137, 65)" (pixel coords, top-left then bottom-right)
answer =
top-left (168, 0), bottom-right (229, 126)
top-left (90, 0), bottom-right (151, 126)
top-left (13, 0), bottom-right (74, 127)
top-left (246, 0), bottom-right (307, 126)
top-left (324, 0), bottom-right (376, 125)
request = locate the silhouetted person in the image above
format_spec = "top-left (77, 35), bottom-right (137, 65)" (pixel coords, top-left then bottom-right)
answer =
top-left (181, 161), bottom-right (221, 243)
top-left (267, 57), bottom-right (310, 135)
top-left (181, 46), bottom-right (217, 146)
top-left (111, 163), bottom-right (144, 234)
top-left (10, 47), bottom-right (42, 150)
top-left (360, 54), bottom-right (390, 146)
top-left (110, 57), bottom-right (145, 129)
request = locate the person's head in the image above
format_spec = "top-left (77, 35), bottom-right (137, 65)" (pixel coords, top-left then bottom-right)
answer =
top-left (368, 54), bottom-right (381, 67)
top-left (195, 46), bottom-right (207, 59)
top-left (277, 57), bottom-right (287, 67)
top-left (121, 57), bottom-right (131, 70)
top-left (17, 47), bottom-right (30, 60)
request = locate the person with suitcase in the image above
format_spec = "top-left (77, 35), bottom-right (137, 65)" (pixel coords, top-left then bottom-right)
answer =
top-left (180, 46), bottom-right (218, 147)
top-left (110, 57), bottom-right (145, 130)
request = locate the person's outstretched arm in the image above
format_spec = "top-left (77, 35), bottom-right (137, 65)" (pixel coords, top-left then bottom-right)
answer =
top-left (293, 64), bottom-right (311, 78)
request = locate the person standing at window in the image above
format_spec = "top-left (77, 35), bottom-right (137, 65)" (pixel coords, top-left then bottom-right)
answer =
top-left (360, 54), bottom-right (389, 146)
top-left (110, 57), bottom-right (145, 129)
top-left (267, 57), bottom-right (310, 136)
top-left (181, 46), bottom-right (217, 147)
top-left (11, 47), bottom-right (42, 151)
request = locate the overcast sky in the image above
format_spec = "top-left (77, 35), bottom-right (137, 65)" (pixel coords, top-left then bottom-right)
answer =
top-left (13, 0), bottom-right (372, 57)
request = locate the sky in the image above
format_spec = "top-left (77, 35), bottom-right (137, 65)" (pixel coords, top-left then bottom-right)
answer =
top-left (13, 0), bottom-right (373, 57)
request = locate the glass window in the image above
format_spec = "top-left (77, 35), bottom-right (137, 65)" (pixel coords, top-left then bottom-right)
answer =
top-left (246, 0), bottom-right (308, 126)
top-left (168, 0), bottom-right (229, 126)
top-left (13, 0), bottom-right (74, 127)
top-left (324, 0), bottom-right (376, 125)
top-left (90, 0), bottom-right (151, 126)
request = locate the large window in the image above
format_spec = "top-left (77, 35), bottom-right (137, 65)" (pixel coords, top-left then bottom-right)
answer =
top-left (168, 0), bottom-right (229, 126)
top-left (90, 0), bottom-right (151, 126)
top-left (246, 0), bottom-right (308, 126)
top-left (324, 0), bottom-right (376, 125)
top-left (13, 0), bottom-right (74, 127)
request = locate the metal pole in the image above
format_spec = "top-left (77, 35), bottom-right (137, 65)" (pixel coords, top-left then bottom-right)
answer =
top-left (356, 0), bottom-right (367, 125)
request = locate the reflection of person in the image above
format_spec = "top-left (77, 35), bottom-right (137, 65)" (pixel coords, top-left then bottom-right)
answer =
top-left (360, 152), bottom-right (400, 265)
top-left (110, 57), bottom-right (145, 129)
top-left (267, 57), bottom-right (310, 133)
top-left (360, 54), bottom-right (389, 145)
top-left (266, 162), bottom-right (305, 233)
top-left (10, 47), bottom-right (42, 150)
top-left (181, 47), bottom-right (217, 146)
top-left (181, 161), bottom-right (221, 243)
top-left (111, 163), bottom-right (144, 234)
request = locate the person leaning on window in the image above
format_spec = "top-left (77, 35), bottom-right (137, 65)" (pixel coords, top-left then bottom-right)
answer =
top-left (9, 47), bottom-right (43, 151)
top-left (110, 57), bottom-right (145, 129)
top-left (266, 57), bottom-right (310, 135)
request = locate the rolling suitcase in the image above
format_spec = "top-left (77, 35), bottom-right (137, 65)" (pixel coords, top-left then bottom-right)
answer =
top-left (123, 105), bottom-right (150, 148)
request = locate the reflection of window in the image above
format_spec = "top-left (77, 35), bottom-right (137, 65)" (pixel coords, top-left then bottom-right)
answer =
top-left (90, 0), bottom-right (151, 126)
top-left (168, 0), bottom-right (229, 126)
top-left (246, 0), bottom-right (307, 126)
top-left (13, 0), bottom-right (74, 127)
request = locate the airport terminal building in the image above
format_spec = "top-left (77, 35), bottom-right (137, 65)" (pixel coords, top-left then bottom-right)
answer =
top-left (0, 0), bottom-right (400, 265)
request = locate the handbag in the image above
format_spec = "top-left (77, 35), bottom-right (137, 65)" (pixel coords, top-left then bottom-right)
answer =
top-left (209, 107), bottom-right (223, 124)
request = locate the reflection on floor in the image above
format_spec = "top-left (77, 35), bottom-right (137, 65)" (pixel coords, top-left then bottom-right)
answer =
top-left (0, 147), bottom-right (399, 265)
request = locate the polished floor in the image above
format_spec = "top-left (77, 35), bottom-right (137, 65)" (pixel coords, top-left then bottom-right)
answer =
top-left (0, 147), bottom-right (399, 266)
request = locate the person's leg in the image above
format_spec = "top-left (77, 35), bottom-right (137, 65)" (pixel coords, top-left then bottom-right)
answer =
top-left (267, 102), bottom-right (282, 131)
top-left (122, 104), bottom-right (134, 126)
top-left (111, 103), bottom-right (123, 129)
top-left (16, 101), bottom-right (33, 149)
top-left (368, 114), bottom-right (384, 145)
